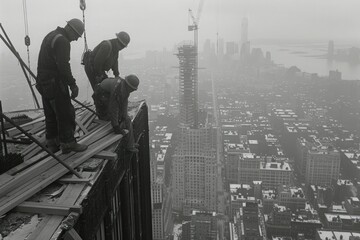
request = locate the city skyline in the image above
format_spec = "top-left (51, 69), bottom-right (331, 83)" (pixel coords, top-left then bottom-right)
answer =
top-left (1, 0), bottom-right (360, 58)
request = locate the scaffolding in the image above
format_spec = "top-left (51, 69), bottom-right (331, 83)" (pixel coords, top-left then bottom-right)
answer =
top-left (177, 44), bottom-right (198, 129)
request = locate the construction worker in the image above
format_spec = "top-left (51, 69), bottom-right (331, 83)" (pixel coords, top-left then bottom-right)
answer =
top-left (84, 31), bottom-right (130, 90)
top-left (36, 18), bottom-right (88, 154)
top-left (93, 75), bottom-right (139, 153)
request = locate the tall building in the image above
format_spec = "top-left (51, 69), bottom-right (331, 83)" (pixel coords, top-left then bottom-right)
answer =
top-left (172, 126), bottom-right (217, 215)
top-left (241, 17), bottom-right (248, 45)
top-left (172, 43), bottom-right (217, 216)
top-left (218, 37), bottom-right (224, 58)
top-left (230, 201), bottom-right (266, 240)
top-left (177, 45), bottom-right (198, 128)
top-left (328, 40), bottom-right (334, 59)
top-left (226, 41), bottom-right (239, 56)
top-left (305, 146), bottom-right (340, 186)
top-left (151, 126), bottom-right (173, 240)
top-left (182, 211), bottom-right (218, 240)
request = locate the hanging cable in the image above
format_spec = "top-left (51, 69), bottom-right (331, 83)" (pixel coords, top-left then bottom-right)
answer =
top-left (80, 0), bottom-right (91, 101)
top-left (80, 0), bottom-right (88, 52)
top-left (22, 0), bottom-right (39, 108)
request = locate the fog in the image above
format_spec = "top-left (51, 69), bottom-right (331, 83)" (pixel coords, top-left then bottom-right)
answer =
top-left (1, 0), bottom-right (360, 58)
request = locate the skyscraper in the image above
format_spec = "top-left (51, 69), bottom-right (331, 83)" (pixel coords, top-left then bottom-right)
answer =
top-left (172, 126), bottom-right (217, 215)
top-left (241, 17), bottom-right (248, 45)
top-left (172, 44), bottom-right (218, 216)
top-left (176, 45), bottom-right (198, 128)
top-left (305, 146), bottom-right (340, 186)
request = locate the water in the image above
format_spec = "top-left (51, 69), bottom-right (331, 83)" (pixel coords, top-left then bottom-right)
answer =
top-left (252, 41), bottom-right (360, 80)
top-left (1, 41), bottom-right (360, 112)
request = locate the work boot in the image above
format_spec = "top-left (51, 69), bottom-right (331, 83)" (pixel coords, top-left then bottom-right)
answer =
top-left (61, 141), bottom-right (88, 154)
top-left (46, 138), bottom-right (60, 153)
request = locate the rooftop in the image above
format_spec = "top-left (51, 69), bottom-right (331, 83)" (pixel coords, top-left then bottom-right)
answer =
top-left (0, 101), bottom-right (150, 239)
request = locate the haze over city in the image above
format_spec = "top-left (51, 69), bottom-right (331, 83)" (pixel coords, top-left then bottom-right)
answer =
top-left (1, 0), bottom-right (360, 58)
top-left (0, 1), bottom-right (360, 240)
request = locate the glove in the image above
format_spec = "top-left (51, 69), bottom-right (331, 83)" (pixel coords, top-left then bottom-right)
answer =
top-left (70, 84), bottom-right (79, 99)
top-left (113, 125), bottom-right (127, 135)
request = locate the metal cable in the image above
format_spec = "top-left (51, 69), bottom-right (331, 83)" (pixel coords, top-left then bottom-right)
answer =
top-left (22, 0), bottom-right (37, 108)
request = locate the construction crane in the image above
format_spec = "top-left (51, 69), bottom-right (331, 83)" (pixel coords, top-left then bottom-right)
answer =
top-left (188, 0), bottom-right (204, 49)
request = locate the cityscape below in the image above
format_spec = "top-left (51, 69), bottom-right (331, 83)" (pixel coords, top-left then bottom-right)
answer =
top-left (1, 6), bottom-right (360, 240)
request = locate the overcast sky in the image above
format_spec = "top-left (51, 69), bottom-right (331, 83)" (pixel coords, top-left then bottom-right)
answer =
top-left (1, 0), bottom-right (360, 57)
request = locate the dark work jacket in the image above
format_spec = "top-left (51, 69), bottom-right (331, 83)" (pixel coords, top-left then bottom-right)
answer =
top-left (91, 39), bottom-right (120, 78)
top-left (99, 78), bottom-right (129, 128)
top-left (37, 27), bottom-right (76, 86)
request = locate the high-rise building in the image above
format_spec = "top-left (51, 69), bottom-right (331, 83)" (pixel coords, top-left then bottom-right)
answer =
top-left (226, 41), bottom-right (239, 56)
top-left (218, 38), bottom-right (224, 57)
top-left (176, 45), bottom-right (198, 128)
top-left (172, 126), bottom-right (217, 215)
top-left (173, 43), bottom-right (217, 216)
top-left (230, 201), bottom-right (266, 239)
top-left (328, 40), bottom-right (334, 59)
top-left (182, 211), bottom-right (218, 240)
top-left (151, 126), bottom-right (173, 240)
top-left (241, 17), bottom-right (248, 45)
top-left (305, 146), bottom-right (340, 186)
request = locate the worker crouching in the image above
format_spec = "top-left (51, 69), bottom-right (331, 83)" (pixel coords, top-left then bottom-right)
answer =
top-left (93, 75), bottom-right (139, 153)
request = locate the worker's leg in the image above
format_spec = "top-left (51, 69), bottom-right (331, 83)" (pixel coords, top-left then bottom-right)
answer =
top-left (84, 57), bottom-right (97, 91)
top-left (92, 86), bottom-right (110, 120)
top-left (42, 97), bottom-right (58, 140)
top-left (123, 117), bottom-right (138, 153)
top-left (54, 84), bottom-right (87, 154)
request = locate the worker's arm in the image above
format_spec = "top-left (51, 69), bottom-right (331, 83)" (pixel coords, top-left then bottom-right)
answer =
top-left (108, 88), bottom-right (120, 129)
top-left (93, 41), bottom-right (111, 77)
top-left (111, 53), bottom-right (120, 77)
top-left (109, 85), bottom-right (129, 133)
top-left (53, 36), bottom-right (76, 86)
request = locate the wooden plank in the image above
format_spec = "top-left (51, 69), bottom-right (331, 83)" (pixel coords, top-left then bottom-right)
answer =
top-left (26, 216), bottom-right (52, 240)
top-left (15, 201), bottom-right (82, 216)
top-left (28, 183), bottom-right (86, 240)
top-left (0, 173), bottom-right (13, 185)
top-left (21, 135), bottom-right (45, 158)
top-left (64, 229), bottom-right (83, 240)
top-left (0, 133), bottom-right (122, 216)
top-left (93, 151), bottom-right (117, 160)
top-left (58, 178), bottom-right (91, 184)
top-left (0, 123), bottom-right (112, 198)
top-left (6, 151), bottom-right (48, 175)
top-left (6, 116), bottom-right (45, 137)
top-left (27, 121), bottom-right (45, 135)
top-left (75, 118), bottom-right (89, 134)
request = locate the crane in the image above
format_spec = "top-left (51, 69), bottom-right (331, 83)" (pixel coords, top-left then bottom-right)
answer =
top-left (188, 0), bottom-right (204, 48)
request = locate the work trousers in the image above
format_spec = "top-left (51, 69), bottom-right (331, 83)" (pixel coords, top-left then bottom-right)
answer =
top-left (84, 55), bottom-right (97, 91)
top-left (93, 87), bottom-right (135, 150)
top-left (42, 83), bottom-right (76, 144)
top-left (84, 53), bottom-right (106, 91)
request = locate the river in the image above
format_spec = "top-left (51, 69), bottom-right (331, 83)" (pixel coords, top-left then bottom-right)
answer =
top-left (1, 41), bottom-right (360, 112)
top-left (252, 41), bottom-right (360, 80)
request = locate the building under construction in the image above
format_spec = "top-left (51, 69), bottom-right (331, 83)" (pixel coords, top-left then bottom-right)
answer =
top-left (176, 44), bottom-right (198, 129)
top-left (0, 101), bottom-right (153, 240)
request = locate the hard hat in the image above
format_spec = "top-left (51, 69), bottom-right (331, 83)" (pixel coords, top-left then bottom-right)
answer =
top-left (116, 31), bottom-right (130, 47)
top-left (125, 74), bottom-right (139, 90)
top-left (67, 19), bottom-right (84, 37)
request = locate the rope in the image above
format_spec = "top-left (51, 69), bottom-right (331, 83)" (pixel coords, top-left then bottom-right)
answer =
top-left (22, 0), bottom-right (37, 108)
top-left (82, 9), bottom-right (88, 52)
top-left (79, 0), bottom-right (91, 101)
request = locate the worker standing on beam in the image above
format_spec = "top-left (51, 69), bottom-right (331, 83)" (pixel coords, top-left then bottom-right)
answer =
top-left (36, 18), bottom-right (88, 154)
top-left (83, 31), bottom-right (130, 90)
top-left (92, 75), bottom-right (139, 153)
